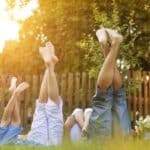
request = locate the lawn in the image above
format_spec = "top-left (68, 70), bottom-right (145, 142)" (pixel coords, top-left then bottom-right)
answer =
top-left (0, 139), bottom-right (150, 150)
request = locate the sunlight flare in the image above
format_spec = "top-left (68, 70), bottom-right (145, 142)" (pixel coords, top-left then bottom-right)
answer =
top-left (0, 0), bottom-right (39, 53)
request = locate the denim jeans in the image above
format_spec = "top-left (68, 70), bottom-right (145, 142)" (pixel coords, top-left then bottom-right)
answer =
top-left (112, 88), bottom-right (131, 136)
top-left (88, 86), bottom-right (131, 138)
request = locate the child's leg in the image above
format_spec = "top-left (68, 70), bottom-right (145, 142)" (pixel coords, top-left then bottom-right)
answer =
top-left (9, 77), bottom-right (21, 127)
top-left (72, 108), bottom-right (84, 128)
top-left (0, 82), bottom-right (29, 144)
top-left (0, 82), bottom-right (29, 127)
top-left (82, 108), bottom-right (92, 136)
top-left (88, 29), bottom-right (122, 138)
top-left (40, 42), bottom-right (63, 145)
top-left (64, 108), bottom-right (83, 134)
top-left (64, 108), bottom-right (83, 142)
top-left (64, 115), bottom-right (76, 140)
top-left (26, 67), bottom-right (50, 146)
top-left (38, 69), bottom-right (49, 103)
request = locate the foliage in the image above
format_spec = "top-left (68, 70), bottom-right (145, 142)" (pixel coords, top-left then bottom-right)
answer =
top-left (135, 115), bottom-right (150, 138)
top-left (78, 0), bottom-right (150, 78)
top-left (0, 0), bottom-right (149, 76)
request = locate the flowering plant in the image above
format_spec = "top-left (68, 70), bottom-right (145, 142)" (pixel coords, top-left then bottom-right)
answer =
top-left (135, 115), bottom-right (150, 136)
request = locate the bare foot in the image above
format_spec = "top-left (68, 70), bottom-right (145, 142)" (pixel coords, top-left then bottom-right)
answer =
top-left (14, 82), bottom-right (29, 95)
top-left (45, 41), bottom-right (55, 54)
top-left (81, 127), bottom-right (88, 140)
top-left (96, 28), bottom-right (108, 45)
top-left (18, 134), bottom-right (27, 141)
top-left (105, 28), bottom-right (123, 43)
top-left (39, 42), bottom-right (58, 66)
top-left (9, 77), bottom-right (17, 93)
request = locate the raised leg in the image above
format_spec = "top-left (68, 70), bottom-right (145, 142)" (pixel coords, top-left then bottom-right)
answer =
top-left (101, 37), bottom-right (122, 90)
top-left (88, 28), bottom-right (122, 138)
top-left (82, 108), bottom-right (92, 136)
top-left (39, 42), bottom-right (63, 145)
top-left (100, 29), bottom-right (131, 136)
top-left (38, 69), bottom-right (49, 103)
top-left (64, 108), bottom-right (83, 142)
top-left (0, 82), bottom-right (29, 127)
top-left (39, 42), bottom-right (59, 104)
top-left (97, 34), bottom-right (121, 91)
top-left (9, 77), bottom-right (21, 127)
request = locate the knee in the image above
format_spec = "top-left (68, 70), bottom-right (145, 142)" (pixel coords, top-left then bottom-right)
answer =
top-left (97, 79), bottom-right (110, 92)
top-left (84, 108), bottom-right (93, 117)
top-left (72, 108), bottom-right (83, 116)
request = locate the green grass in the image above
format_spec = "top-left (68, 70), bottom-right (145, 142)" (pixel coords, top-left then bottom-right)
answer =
top-left (0, 139), bottom-right (150, 150)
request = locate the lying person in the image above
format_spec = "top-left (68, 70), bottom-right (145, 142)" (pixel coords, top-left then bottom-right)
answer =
top-left (88, 28), bottom-right (131, 138)
top-left (0, 77), bottom-right (29, 144)
top-left (64, 108), bottom-right (92, 141)
top-left (0, 42), bottom-right (64, 146)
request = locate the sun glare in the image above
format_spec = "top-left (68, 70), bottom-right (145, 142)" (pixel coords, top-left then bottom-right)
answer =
top-left (0, 0), bottom-right (39, 53)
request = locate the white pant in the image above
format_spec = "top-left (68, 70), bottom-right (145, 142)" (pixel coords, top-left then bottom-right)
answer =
top-left (27, 98), bottom-right (63, 146)
top-left (70, 108), bottom-right (92, 142)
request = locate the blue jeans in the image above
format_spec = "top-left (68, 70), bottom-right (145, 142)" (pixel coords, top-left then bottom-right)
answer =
top-left (0, 125), bottom-right (22, 144)
top-left (112, 88), bottom-right (131, 136)
top-left (88, 86), bottom-right (131, 138)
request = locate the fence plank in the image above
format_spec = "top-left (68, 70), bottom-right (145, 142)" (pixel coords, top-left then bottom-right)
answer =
top-left (74, 72), bottom-right (80, 107)
top-left (0, 76), bottom-right (7, 118)
top-left (31, 75), bottom-right (39, 115)
top-left (87, 77), bottom-right (95, 107)
top-left (147, 71), bottom-right (150, 114)
top-left (81, 72), bottom-right (88, 108)
top-left (143, 71), bottom-right (148, 116)
top-left (60, 73), bottom-right (67, 113)
top-left (23, 75), bottom-right (32, 131)
top-left (137, 71), bottom-right (143, 116)
top-left (132, 71), bottom-right (138, 123)
top-left (67, 73), bottom-right (74, 112)
top-left (127, 71), bottom-right (132, 118)
top-left (0, 71), bottom-right (150, 128)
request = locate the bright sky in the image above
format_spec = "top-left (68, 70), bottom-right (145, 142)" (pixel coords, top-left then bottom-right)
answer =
top-left (0, 0), bottom-right (39, 53)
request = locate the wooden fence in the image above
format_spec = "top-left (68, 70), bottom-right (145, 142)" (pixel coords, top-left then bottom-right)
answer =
top-left (0, 71), bottom-right (149, 129)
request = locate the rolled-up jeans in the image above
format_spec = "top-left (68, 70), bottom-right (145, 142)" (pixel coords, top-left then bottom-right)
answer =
top-left (112, 87), bottom-right (131, 136)
top-left (88, 86), bottom-right (131, 138)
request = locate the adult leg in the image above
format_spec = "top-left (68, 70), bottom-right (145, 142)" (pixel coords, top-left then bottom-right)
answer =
top-left (100, 39), bottom-right (122, 90)
top-left (88, 29), bottom-right (122, 138)
top-left (102, 29), bottom-right (131, 136)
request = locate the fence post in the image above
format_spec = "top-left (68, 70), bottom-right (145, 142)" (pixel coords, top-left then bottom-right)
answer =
top-left (127, 71), bottom-right (132, 119)
top-left (24, 75), bottom-right (32, 131)
top-left (81, 72), bottom-right (88, 108)
top-left (67, 73), bottom-right (74, 113)
top-left (32, 75), bottom-right (39, 115)
top-left (60, 73), bottom-right (67, 113)
top-left (0, 76), bottom-right (7, 118)
top-left (137, 71), bottom-right (143, 116)
top-left (74, 72), bottom-right (80, 108)
top-left (143, 71), bottom-right (148, 116)
top-left (132, 71), bottom-right (138, 123)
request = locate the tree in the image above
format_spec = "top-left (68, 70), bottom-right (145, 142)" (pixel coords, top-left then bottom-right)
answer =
top-left (78, 0), bottom-right (150, 78)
